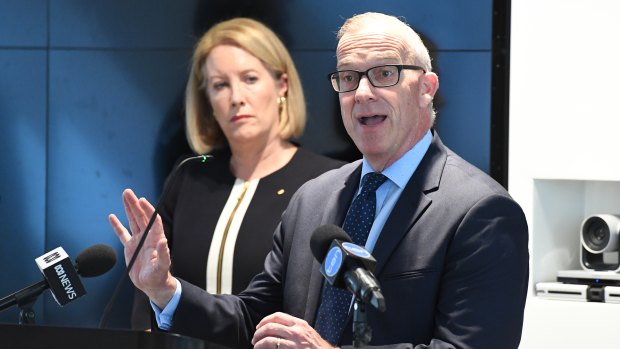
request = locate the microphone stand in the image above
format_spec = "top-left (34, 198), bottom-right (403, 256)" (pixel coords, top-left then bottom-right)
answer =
top-left (0, 279), bottom-right (48, 324)
top-left (351, 277), bottom-right (385, 348)
top-left (352, 298), bottom-right (372, 348)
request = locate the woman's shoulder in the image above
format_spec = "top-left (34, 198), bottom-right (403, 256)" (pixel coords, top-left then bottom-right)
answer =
top-left (292, 147), bottom-right (347, 171)
top-left (269, 147), bottom-right (346, 184)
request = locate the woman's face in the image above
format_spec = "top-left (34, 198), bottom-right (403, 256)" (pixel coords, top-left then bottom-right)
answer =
top-left (203, 44), bottom-right (288, 148)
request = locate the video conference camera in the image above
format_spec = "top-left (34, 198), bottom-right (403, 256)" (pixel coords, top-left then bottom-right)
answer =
top-left (580, 214), bottom-right (620, 272)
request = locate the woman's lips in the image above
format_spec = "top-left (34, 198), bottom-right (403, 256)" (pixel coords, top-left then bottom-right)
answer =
top-left (231, 114), bottom-right (252, 122)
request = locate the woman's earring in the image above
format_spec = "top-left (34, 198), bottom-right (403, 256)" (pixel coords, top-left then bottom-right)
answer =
top-left (277, 96), bottom-right (286, 115)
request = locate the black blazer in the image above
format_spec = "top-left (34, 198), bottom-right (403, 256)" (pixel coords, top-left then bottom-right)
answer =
top-left (171, 131), bottom-right (529, 349)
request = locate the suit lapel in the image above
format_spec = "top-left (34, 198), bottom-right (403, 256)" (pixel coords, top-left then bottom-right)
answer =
top-left (373, 132), bottom-right (447, 275)
top-left (304, 165), bottom-right (363, 323)
top-left (303, 132), bottom-right (448, 321)
top-left (322, 165), bottom-right (362, 226)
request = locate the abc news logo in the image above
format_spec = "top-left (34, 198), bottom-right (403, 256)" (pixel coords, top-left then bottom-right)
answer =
top-left (43, 251), bottom-right (61, 264)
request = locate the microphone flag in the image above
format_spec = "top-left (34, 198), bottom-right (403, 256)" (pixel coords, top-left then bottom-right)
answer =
top-left (35, 247), bottom-right (86, 306)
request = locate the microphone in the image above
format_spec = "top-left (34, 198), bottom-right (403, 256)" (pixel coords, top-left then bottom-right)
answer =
top-left (310, 224), bottom-right (386, 311)
top-left (98, 154), bottom-right (212, 328)
top-left (75, 243), bottom-right (118, 278)
top-left (0, 244), bottom-right (117, 322)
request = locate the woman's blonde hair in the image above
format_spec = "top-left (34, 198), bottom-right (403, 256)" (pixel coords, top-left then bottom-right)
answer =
top-left (185, 18), bottom-right (306, 154)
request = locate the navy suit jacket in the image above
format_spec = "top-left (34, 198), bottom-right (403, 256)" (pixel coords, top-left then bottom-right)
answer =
top-left (170, 131), bottom-right (529, 349)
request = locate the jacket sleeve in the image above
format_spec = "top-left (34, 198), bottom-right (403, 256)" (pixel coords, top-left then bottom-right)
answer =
top-left (431, 195), bottom-right (529, 348)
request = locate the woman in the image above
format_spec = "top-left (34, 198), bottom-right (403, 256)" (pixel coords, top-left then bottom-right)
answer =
top-left (130, 18), bottom-right (344, 329)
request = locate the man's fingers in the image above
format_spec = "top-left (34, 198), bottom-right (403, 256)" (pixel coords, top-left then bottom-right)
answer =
top-left (256, 312), bottom-right (298, 329)
top-left (108, 213), bottom-right (131, 246)
top-left (252, 313), bottom-right (312, 347)
top-left (155, 238), bottom-right (171, 269)
top-left (253, 336), bottom-right (285, 349)
top-left (138, 197), bottom-right (156, 217)
top-left (122, 189), bottom-right (143, 235)
top-left (138, 197), bottom-right (165, 237)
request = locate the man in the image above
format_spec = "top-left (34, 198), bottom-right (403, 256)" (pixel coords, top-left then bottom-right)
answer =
top-left (110, 12), bottom-right (529, 349)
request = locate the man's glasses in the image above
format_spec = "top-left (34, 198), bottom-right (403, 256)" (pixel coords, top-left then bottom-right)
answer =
top-left (327, 64), bottom-right (426, 93)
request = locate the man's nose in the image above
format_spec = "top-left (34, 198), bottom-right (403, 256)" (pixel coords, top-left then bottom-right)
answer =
top-left (355, 76), bottom-right (376, 103)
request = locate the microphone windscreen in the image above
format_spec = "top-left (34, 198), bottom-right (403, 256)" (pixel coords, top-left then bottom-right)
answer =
top-left (309, 224), bottom-right (351, 261)
top-left (75, 244), bottom-right (117, 277)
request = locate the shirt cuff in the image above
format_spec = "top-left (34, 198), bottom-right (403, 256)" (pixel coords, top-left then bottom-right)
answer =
top-left (150, 278), bottom-right (182, 330)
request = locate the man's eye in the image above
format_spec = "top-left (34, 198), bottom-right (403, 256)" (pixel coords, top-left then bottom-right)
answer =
top-left (373, 67), bottom-right (394, 78)
top-left (380, 70), bottom-right (393, 78)
top-left (341, 73), bottom-right (355, 82)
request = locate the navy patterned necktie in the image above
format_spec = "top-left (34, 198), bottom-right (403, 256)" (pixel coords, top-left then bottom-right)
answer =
top-left (314, 172), bottom-right (387, 345)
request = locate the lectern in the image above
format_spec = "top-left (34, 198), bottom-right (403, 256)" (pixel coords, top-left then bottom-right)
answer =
top-left (0, 323), bottom-right (217, 349)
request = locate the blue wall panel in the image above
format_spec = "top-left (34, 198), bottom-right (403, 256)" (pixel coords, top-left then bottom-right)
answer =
top-left (43, 49), bottom-right (191, 327)
top-left (0, 50), bottom-right (47, 323)
top-left (0, 0), bottom-right (47, 46)
top-left (292, 51), bottom-right (353, 157)
top-left (49, 0), bottom-right (201, 48)
top-left (434, 52), bottom-right (492, 173)
top-left (282, 0), bottom-right (492, 50)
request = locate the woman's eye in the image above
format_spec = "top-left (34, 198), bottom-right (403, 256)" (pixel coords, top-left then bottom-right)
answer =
top-left (212, 82), bottom-right (228, 90)
top-left (245, 75), bottom-right (258, 84)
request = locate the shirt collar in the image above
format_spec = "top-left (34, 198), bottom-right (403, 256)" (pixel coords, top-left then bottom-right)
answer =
top-left (361, 129), bottom-right (432, 189)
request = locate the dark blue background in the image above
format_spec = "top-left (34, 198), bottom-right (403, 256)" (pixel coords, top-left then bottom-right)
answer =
top-left (0, 0), bottom-right (492, 328)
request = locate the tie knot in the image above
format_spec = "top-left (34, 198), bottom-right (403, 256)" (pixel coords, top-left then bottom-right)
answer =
top-left (359, 172), bottom-right (387, 197)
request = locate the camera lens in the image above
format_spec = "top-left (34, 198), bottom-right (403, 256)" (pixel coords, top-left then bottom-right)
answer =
top-left (582, 216), bottom-right (610, 252)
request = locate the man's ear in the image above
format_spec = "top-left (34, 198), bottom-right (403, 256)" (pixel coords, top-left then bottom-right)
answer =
top-left (418, 72), bottom-right (439, 109)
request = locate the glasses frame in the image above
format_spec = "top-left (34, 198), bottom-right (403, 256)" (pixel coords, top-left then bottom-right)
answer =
top-left (327, 64), bottom-right (426, 93)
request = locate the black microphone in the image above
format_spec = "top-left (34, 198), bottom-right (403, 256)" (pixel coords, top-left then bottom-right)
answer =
top-left (75, 243), bottom-right (118, 278)
top-left (98, 154), bottom-right (212, 328)
top-left (0, 244), bottom-right (117, 322)
top-left (310, 224), bottom-right (386, 311)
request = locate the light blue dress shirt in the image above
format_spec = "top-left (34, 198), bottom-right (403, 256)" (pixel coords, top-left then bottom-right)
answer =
top-left (360, 130), bottom-right (432, 253)
top-left (152, 130), bottom-right (433, 330)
